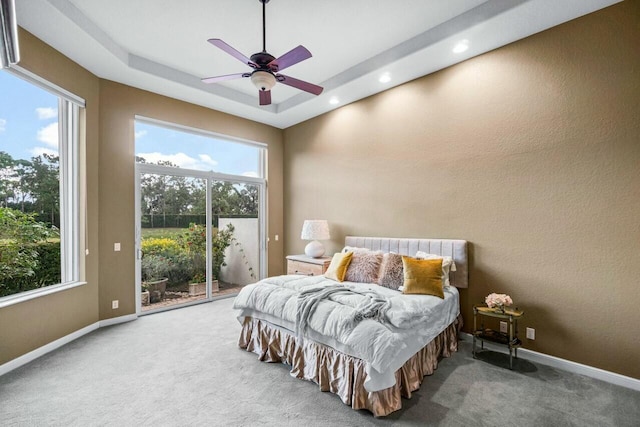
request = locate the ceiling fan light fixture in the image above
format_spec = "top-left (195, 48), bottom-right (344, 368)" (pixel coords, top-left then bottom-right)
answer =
top-left (251, 70), bottom-right (276, 91)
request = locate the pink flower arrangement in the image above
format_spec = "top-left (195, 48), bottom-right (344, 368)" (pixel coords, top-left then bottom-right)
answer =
top-left (485, 293), bottom-right (513, 309)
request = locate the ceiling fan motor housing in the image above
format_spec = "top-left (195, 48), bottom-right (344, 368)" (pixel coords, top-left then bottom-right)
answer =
top-left (250, 52), bottom-right (276, 69)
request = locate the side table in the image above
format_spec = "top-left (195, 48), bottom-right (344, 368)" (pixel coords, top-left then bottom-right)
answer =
top-left (472, 305), bottom-right (524, 369)
top-left (286, 254), bottom-right (331, 276)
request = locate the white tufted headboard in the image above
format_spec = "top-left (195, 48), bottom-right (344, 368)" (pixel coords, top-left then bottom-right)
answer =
top-left (344, 236), bottom-right (469, 288)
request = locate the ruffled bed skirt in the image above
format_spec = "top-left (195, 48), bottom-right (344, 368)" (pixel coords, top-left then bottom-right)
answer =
top-left (238, 315), bottom-right (462, 417)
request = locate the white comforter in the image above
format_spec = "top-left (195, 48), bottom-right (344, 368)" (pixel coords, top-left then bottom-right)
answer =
top-left (233, 275), bottom-right (459, 391)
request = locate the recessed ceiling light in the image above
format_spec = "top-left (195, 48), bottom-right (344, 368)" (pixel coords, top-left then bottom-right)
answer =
top-left (329, 97), bottom-right (340, 105)
top-left (379, 73), bottom-right (391, 83)
top-left (453, 39), bottom-right (469, 53)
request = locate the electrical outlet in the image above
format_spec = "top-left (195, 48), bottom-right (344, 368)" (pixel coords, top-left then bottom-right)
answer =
top-left (500, 321), bottom-right (508, 333)
top-left (526, 327), bottom-right (535, 340)
top-left (112, 300), bottom-right (119, 309)
top-left (114, 243), bottom-right (121, 252)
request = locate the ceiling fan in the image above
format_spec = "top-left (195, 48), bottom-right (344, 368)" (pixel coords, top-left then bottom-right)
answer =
top-left (201, 0), bottom-right (323, 106)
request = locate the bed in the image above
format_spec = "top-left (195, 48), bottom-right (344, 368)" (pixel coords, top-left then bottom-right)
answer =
top-left (233, 236), bottom-right (468, 417)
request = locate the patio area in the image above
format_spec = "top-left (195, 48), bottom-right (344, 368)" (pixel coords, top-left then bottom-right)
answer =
top-left (141, 281), bottom-right (245, 312)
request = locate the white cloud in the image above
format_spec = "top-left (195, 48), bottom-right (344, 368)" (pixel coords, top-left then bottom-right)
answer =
top-left (137, 151), bottom-right (220, 171)
top-left (0, 118), bottom-right (6, 132)
top-left (242, 171), bottom-right (259, 178)
top-left (29, 146), bottom-right (59, 157)
top-left (35, 107), bottom-right (57, 120)
top-left (198, 154), bottom-right (218, 167)
top-left (135, 130), bottom-right (147, 139)
top-left (37, 122), bottom-right (59, 148)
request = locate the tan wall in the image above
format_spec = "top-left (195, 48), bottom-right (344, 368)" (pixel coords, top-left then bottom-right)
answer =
top-left (0, 29), bottom-right (100, 365)
top-left (283, 2), bottom-right (640, 379)
top-left (98, 80), bottom-right (285, 319)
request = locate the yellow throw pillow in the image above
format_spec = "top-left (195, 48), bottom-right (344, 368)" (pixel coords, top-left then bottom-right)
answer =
top-left (402, 256), bottom-right (444, 298)
top-left (324, 252), bottom-right (353, 282)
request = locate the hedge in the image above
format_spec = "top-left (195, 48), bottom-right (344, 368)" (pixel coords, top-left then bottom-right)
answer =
top-left (0, 241), bottom-right (61, 297)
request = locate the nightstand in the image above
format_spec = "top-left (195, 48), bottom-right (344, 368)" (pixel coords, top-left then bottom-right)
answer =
top-left (473, 305), bottom-right (524, 370)
top-left (286, 255), bottom-right (331, 276)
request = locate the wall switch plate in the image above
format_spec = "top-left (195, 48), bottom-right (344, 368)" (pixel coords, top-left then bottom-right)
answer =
top-left (114, 243), bottom-right (121, 251)
top-left (112, 300), bottom-right (119, 309)
top-left (275, 234), bottom-right (279, 241)
top-left (500, 321), bottom-right (508, 333)
top-left (526, 327), bottom-right (535, 340)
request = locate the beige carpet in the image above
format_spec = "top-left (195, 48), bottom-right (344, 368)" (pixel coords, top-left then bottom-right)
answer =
top-left (1, 297), bottom-right (638, 426)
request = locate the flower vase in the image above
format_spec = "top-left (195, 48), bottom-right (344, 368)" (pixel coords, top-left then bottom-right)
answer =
top-left (494, 304), bottom-right (504, 313)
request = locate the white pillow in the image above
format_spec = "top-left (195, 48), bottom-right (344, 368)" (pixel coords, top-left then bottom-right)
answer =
top-left (414, 251), bottom-right (456, 287)
top-left (341, 246), bottom-right (383, 254)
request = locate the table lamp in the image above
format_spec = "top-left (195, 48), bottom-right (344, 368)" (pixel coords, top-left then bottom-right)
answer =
top-left (300, 220), bottom-right (330, 258)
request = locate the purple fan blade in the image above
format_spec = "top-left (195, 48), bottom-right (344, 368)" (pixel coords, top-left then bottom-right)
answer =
top-left (207, 39), bottom-right (256, 67)
top-left (268, 45), bottom-right (312, 72)
top-left (201, 73), bottom-right (247, 84)
top-left (259, 90), bottom-right (272, 106)
top-left (277, 74), bottom-right (323, 95)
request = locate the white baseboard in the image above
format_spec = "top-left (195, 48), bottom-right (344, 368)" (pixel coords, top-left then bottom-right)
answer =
top-left (99, 313), bottom-right (137, 328)
top-left (460, 332), bottom-right (640, 392)
top-left (0, 313), bottom-right (137, 377)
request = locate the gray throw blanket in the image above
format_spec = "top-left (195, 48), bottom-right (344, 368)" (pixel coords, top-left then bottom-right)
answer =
top-left (295, 285), bottom-right (391, 341)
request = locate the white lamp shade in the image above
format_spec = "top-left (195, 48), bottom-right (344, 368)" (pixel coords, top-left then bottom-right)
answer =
top-left (251, 70), bottom-right (276, 91)
top-left (300, 220), bottom-right (330, 241)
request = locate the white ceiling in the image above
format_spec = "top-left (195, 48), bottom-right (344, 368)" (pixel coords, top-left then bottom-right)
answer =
top-left (16, 0), bottom-right (620, 129)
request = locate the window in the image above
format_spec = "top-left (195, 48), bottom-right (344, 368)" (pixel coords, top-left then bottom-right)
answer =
top-left (135, 119), bottom-right (263, 177)
top-left (0, 66), bottom-right (84, 305)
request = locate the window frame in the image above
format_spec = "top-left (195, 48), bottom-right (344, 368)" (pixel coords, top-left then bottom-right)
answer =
top-left (0, 65), bottom-right (86, 308)
top-left (134, 117), bottom-right (268, 313)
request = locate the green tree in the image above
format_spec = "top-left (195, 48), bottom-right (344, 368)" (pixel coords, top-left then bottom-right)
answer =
top-left (0, 207), bottom-right (59, 294)
top-left (26, 154), bottom-right (60, 225)
top-left (0, 151), bottom-right (15, 207)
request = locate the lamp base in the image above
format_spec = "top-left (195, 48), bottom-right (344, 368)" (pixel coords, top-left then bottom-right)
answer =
top-left (304, 240), bottom-right (325, 258)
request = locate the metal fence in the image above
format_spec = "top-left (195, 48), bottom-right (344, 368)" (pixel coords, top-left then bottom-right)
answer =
top-left (141, 214), bottom-right (257, 229)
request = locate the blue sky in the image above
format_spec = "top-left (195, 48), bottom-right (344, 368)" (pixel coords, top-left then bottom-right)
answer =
top-left (135, 122), bottom-right (260, 177)
top-left (1, 69), bottom-right (260, 178)
top-left (0, 71), bottom-right (59, 161)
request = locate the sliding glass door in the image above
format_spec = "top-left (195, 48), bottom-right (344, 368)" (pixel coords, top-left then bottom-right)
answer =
top-left (211, 180), bottom-right (262, 295)
top-left (136, 166), bottom-right (265, 314)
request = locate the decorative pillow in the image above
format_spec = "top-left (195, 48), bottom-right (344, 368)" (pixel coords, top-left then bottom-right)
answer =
top-left (414, 251), bottom-right (456, 287)
top-left (402, 256), bottom-right (444, 298)
top-left (377, 253), bottom-right (404, 290)
top-left (344, 252), bottom-right (383, 283)
top-left (324, 252), bottom-right (353, 282)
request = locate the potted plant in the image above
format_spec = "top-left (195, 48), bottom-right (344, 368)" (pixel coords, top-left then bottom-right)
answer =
top-left (182, 223), bottom-right (236, 294)
top-left (141, 254), bottom-right (170, 303)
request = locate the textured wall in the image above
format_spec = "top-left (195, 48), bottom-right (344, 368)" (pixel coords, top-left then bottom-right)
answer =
top-left (0, 29), bottom-right (101, 365)
top-left (283, 2), bottom-right (640, 379)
